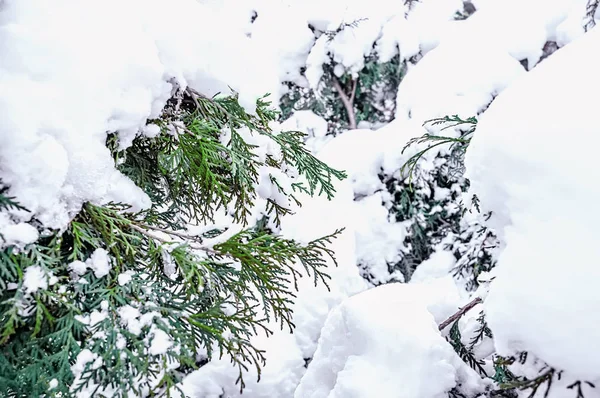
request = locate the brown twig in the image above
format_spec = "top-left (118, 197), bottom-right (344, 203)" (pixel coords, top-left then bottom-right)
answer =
top-left (332, 76), bottom-right (358, 130)
top-left (438, 297), bottom-right (483, 331)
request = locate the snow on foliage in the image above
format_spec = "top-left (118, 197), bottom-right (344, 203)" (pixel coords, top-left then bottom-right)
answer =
top-left (0, 0), bottom-right (278, 240)
top-left (466, 26), bottom-right (600, 383)
top-left (2, 0), bottom-right (600, 396)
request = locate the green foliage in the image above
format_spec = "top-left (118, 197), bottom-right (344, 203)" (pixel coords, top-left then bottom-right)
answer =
top-left (0, 90), bottom-right (346, 397)
top-left (447, 320), bottom-right (488, 377)
top-left (385, 164), bottom-right (466, 282)
top-left (118, 89), bottom-right (345, 229)
top-left (0, 185), bottom-right (28, 213)
top-left (401, 115), bottom-right (477, 187)
top-left (280, 54), bottom-right (405, 134)
top-left (353, 55), bottom-right (405, 125)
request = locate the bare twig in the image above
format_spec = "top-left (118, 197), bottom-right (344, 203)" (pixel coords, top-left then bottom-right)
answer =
top-left (332, 76), bottom-right (358, 130)
top-left (438, 297), bottom-right (483, 331)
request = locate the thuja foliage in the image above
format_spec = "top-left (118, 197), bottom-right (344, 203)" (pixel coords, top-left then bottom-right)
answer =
top-left (0, 89), bottom-right (346, 397)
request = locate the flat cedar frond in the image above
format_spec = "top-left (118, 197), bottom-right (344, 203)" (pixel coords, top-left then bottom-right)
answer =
top-left (0, 92), bottom-right (346, 397)
top-left (265, 130), bottom-right (347, 199)
top-left (214, 228), bottom-right (343, 330)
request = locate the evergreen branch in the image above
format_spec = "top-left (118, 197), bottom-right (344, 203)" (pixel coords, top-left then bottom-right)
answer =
top-left (0, 89), bottom-right (346, 397)
top-left (468, 311), bottom-right (492, 350)
top-left (264, 130), bottom-right (347, 199)
top-left (0, 186), bottom-right (29, 213)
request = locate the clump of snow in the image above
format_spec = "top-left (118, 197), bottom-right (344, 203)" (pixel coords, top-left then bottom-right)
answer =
top-left (71, 349), bottom-right (103, 379)
top-left (300, 0), bottom-right (463, 87)
top-left (410, 250), bottom-right (456, 283)
top-left (87, 248), bottom-right (111, 278)
top-left (466, 27), bottom-right (600, 381)
top-left (22, 266), bottom-right (56, 295)
top-left (48, 379), bottom-right (58, 390)
top-left (67, 248), bottom-right (112, 278)
top-left (294, 280), bottom-right (485, 398)
top-left (394, 34), bottom-right (525, 124)
top-left (68, 260), bottom-right (87, 276)
top-left (148, 327), bottom-right (174, 356)
top-left (118, 270), bottom-right (135, 286)
top-left (353, 192), bottom-right (407, 285)
top-left (0, 219), bottom-right (39, 246)
top-left (117, 305), bottom-right (159, 336)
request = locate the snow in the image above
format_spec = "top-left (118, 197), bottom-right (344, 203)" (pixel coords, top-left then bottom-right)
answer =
top-left (48, 379), bottom-right (58, 390)
top-left (353, 192), bottom-right (407, 285)
top-left (117, 270), bottom-right (135, 286)
top-left (465, 26), bottom-right (600, 381)
top-left (394, 36), bottom-right (525, 124)
top-left (68, 260), bottom-right (87, 276)
top-left (294, 280), bottom-right (485, 398)
top-left (148, 327), bottom-right (174, 356)
top-left (87, 248), bottom-right (111, 279)
top-left (3, 0), bottom-right (600, 395)
top-left (410, 250), bottom-right (456, 283)
top-left (0, 220), bottom-right (38, 246)
top-left (0, 0), bottom-right (277, 242)
top-left (22, 265), bottom-right (49, 294)
top-left (117, 305), bottom-right (159, 336)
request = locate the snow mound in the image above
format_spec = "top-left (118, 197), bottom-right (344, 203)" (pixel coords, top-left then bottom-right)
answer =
top-left (295, 279), bottom-right (485, 398)
top-left (0, 0), bottom-right (277, 242)
top-left (394, 35), bottom-right (525, 124)
top-left (466, 27), bottom-right (600, 380)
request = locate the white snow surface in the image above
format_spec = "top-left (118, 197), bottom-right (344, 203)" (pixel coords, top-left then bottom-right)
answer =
top-left (466, 26), bottom-right (600, 381)
top-left (0, 0), bottom-right (277, 242)
top-left (294, 280), bottom-right (485, 398)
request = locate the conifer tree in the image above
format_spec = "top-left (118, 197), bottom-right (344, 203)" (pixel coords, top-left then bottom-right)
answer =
top-left (0, 88), bottom-right (346, 397)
